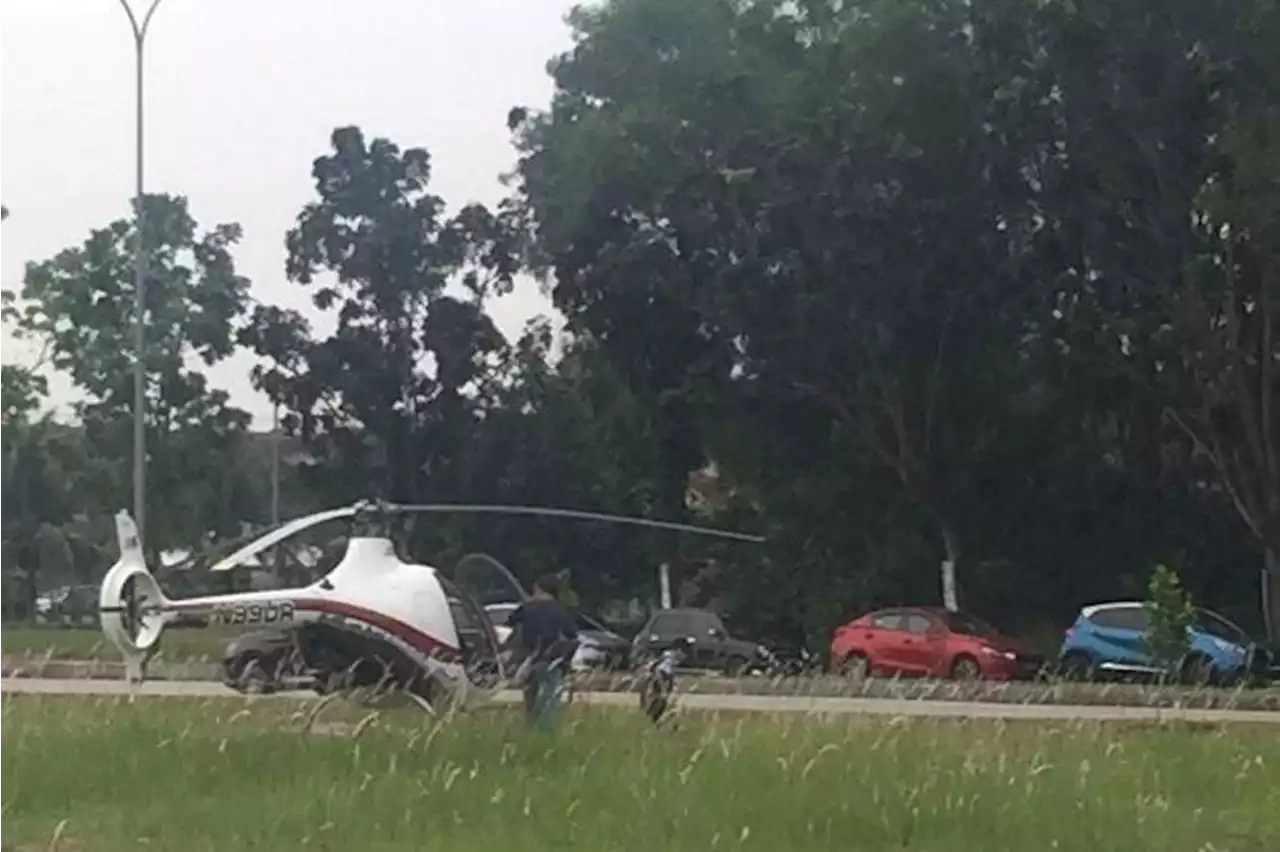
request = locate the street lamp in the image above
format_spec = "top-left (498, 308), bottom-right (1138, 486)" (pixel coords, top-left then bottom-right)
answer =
top-left (270, 404), bottom-right (281, 527)
top-left (117, 0), bottom-right (166, 548)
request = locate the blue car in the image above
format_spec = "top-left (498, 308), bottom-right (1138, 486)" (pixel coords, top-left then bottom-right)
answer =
top-left (1057, 601), bottom-right (1278, 685)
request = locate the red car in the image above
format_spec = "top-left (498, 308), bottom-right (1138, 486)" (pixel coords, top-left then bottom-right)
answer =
top-left (829, 607), bottom-right (1046, 681)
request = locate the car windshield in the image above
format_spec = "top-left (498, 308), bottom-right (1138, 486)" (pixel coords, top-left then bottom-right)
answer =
top-left (574, 611), bottom-right (607, 633)
top-left (1193, 609), bottom-right (1247, 643)
top-left (659, 610), bottom-right (725, 636)
top-left (942, 611), bottom-right (1000, 637)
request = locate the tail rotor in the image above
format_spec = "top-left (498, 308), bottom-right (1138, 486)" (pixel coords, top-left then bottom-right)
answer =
top-left (98, 510), bottom-right (169, 683)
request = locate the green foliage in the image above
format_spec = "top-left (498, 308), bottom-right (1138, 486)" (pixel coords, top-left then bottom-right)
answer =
top-left (506, 0), bottom-right (1073, 614)
top-left (241, 126), bottom-right (678, 599)
top-left (7, 194), bottom-right (250, 408)
top-left (1142, 564), bottom-right (1195, 673)
top-left (499, 0), bottom-right (1280, 635)
top-left (1, 414), bottom-right (106, 614)
top-left (0, 365), bottom-right (47, 428)
top-left (2, 193), bottom-right (260, 550)
top-left (242, 126), bottom-right (510, 508)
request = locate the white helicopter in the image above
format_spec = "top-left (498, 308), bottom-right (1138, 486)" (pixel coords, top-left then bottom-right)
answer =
top-left (98, 498), bottom-right (764, 712)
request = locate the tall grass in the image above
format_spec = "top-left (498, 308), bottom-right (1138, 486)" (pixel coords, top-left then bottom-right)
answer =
top-left (3, 695), bottom-right (1277, 851)
top-left (2, 624), bottom-right (237, 663)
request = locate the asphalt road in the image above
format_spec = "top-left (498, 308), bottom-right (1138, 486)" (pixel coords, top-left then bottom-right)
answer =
top-left (5, 676), bottom-right (1280, 724)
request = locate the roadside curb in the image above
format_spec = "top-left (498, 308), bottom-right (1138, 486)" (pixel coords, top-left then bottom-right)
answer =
top-left (2, 660), bottom-right (220, 681)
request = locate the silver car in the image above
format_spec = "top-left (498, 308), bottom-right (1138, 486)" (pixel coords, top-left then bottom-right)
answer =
top-left (484, 603), bottom-right (630, 672)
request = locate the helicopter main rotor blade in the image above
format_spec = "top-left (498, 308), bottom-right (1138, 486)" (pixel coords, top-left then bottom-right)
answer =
top-left (208, 506), bottom-right (359, 572)
top-left (391, 503), bottom-right (766, 543)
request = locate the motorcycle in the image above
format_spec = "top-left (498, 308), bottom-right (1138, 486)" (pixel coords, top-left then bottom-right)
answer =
top-left (760, 645), bottom-right (821, 678)
top-left (638, 636), bottom-right (694, 723)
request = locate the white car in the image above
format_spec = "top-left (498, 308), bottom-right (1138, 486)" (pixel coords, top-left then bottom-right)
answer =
top-left (483, 602), bottom-right (630, 672)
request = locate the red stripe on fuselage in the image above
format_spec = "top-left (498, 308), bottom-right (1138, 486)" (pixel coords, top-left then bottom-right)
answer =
top-left (292, 598), bottom-right (460, 658)
top-left (166, 596), bottom-right (460, 659)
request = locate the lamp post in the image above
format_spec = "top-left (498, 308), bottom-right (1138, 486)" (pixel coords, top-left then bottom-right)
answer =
top-left (270, 404), bottom-right (281, 527)
top-left (117, 0), bottom-right (166, 547)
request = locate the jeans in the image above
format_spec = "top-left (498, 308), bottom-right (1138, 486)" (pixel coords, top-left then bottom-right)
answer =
top-left (522, 662), bottom-right (566, 729)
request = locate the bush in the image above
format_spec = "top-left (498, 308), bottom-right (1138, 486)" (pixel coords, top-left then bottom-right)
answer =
top-left (1141, 563), bottom-right (1194, 679)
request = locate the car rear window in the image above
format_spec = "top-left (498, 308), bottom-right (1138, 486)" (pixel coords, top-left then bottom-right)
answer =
top-left (1192, 609), bottom-right (1247, 643)
top-left (486, 606), bottom-right (516, 626)
top-left (651, 610), bottom-right (723, 636)
top-left (903, 614), bottom-right (935, 634)
top-left (870, 612), bottom-right (905, 630)
top-left (941, 611), bottom-right (998, 637)
top-left (1087, 606), bottom-right (1148, 631)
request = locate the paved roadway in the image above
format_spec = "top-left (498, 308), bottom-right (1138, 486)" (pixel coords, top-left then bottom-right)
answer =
top-left (5, 677), bottom-right (1280, 724)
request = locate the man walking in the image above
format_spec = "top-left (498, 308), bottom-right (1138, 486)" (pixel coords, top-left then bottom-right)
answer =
top-left (505, 574), bottom-right (580, 728)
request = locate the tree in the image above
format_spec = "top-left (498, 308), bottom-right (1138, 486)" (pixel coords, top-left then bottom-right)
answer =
top-left (3, 193), bottom-right (258, 550)
top-left (988, 0), bottom-right (1280, 632)
top-left (453, 326), bottom-right (686, 606)
top-left (241, 126), bottom-right (513, 515)
top-left (1, 364), bottom-right (48, 429)
top-left (0, 369), bottom-right (93, 615)
top-left (240, 126), bottom-right (704, 603)
top-left (505, 0), bottom-right (1052, 616)
top-left (1185, 0), bottom-right (1280, 632)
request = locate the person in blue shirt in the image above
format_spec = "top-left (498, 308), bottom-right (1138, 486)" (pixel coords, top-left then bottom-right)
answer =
top-left (505, 574), bottom-right (580, 727)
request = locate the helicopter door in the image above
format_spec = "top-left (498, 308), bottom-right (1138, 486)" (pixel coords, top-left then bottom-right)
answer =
top-left (438, 575), bottom-right (504, 687)
top-left (452, 553), bottom-right (530, 681)
top-left (453, 553), bottom-right (529, 608)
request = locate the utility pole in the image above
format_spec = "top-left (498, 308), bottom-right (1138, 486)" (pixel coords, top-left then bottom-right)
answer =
top-left (270, 404), bottom-right (281, 527)
top-left (117, 0), bottom-right (166, 547)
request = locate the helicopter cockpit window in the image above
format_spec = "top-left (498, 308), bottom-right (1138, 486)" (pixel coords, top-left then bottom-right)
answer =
top-left (438, 577), bottom-right (496, 657)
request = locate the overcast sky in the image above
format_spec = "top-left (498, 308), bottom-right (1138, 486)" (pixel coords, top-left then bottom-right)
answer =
top-left (1, 0), bottom-right (578, 427)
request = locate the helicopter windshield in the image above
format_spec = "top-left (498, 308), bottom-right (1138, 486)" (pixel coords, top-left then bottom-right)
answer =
top-left (438, 575), bottom-right (503, 685)
top-left (197, 511), bottom-right (353, 576)
top-left (453, 553), bottom-right (529, 608)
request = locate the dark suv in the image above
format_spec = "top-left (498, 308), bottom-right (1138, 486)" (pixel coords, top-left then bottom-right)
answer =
top-left (631, 608), bottom-right (764, 676)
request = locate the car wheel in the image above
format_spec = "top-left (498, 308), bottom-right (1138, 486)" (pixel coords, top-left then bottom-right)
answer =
top-left (723, 657), bottom-right (748, 678)
top-left (1179, 653), bottom-right (1215, 687)
top-left (1217, 665), bottom-right (1247, 689)
top-left (840, 652), bottom-right (871, 684)
top-left (238, 655), bottom-right (275, 695)
top-left (950, 654), bottom-right (981, 681)
top-left (1058, 651), bottom-right (1094, 682)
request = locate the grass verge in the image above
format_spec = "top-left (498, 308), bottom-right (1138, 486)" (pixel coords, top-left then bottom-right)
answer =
top-left (3, 694), bottom-right (1278, 851)
top-left (2, 624), bottom-right (234, 663)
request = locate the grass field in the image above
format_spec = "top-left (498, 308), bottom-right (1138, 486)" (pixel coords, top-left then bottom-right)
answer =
top-left (2, 695), bottom-right (1278, 852)
top-left (1, 625), bottom-right (232, 662)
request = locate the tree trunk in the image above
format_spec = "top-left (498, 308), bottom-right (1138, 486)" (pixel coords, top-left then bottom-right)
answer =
top-left (940, 525), bottom-right (960, 612)
top-left (1265, 547), bottom-right (1279, 642)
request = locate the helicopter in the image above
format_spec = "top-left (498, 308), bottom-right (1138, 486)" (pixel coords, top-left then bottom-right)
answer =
top-left (97, 498), bottom-right (765, 713)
